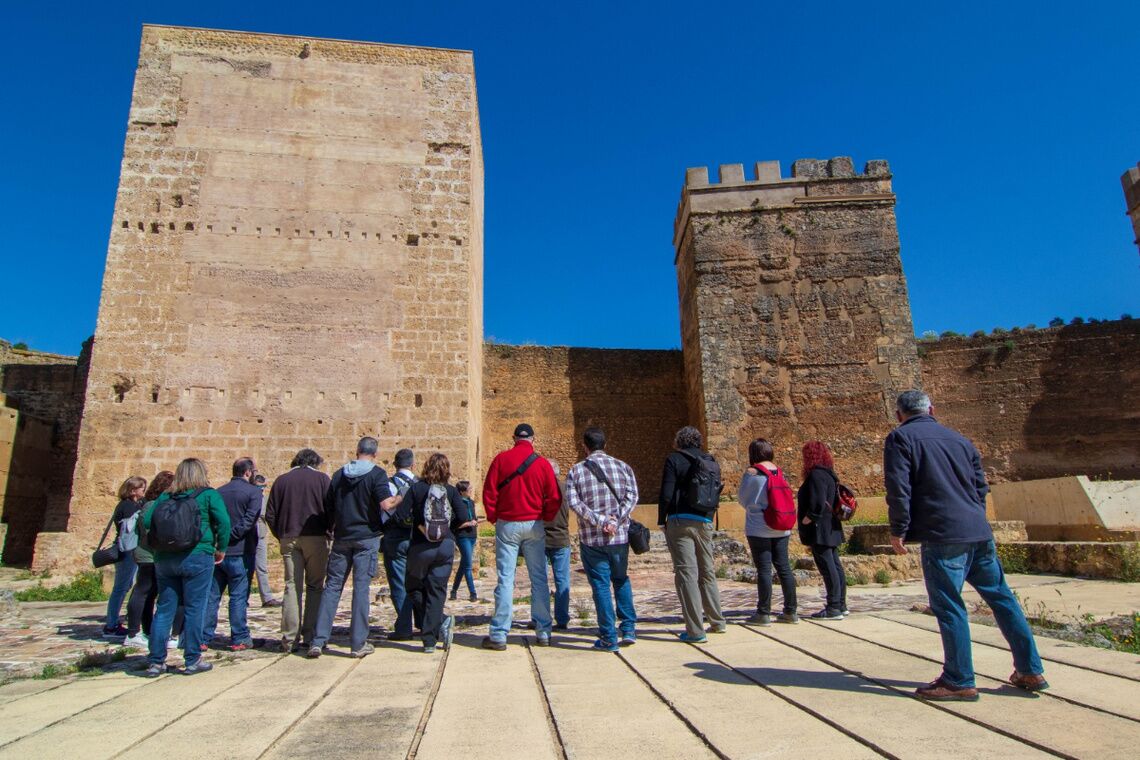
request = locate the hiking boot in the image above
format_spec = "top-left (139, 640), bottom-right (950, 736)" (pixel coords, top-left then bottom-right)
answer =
top-left (1009, 671), bottom-right (1050, 692)
top-left (124, 632), bottom-right (149, 648)
top-left (706, 625), bottom-right (727, 634)
top-left (915, 677), bottom-right (979, 702)
top-left (809, 609), bottom-right (844, 621)
top-left (619, 635), bottom-right (637, 647)
top-left (481, 637), bottom-right (506, 651)
top-left (351, 643), bottom-right (375, 659)
top-left (592, 639), bottom-right (619, 652)
top-left (746, 613), bottom-right (773, 626)
top-left (182, 660), bottom-right (213, 676)
top-left (441, 615), bottom-right (455, 651)
top-left (777, 612), bottom-right (801, 624)
top-left (534, 635), bottom-right (551, 647)
top-left (307, 645), bottom-right (322, 659)
top-left (143, 663), bottom-right (166, 678)
top-left (678, 632), bottom-right (708, 644)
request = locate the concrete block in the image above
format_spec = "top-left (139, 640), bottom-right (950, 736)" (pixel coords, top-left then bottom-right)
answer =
top-left (754, 160), bottom-right (781, 183)
top-left (718, 163), bottom-right (746, 184)
top-left (685, 166), bottom-right (709, 187)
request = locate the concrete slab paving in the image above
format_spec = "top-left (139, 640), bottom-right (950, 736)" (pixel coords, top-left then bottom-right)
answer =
top-left (617, 624), bottom-right (879, 759)
top-left (875, 610), bottom-right (1140, 680)
top-left (984, 576), bottom-right (1140, 620)
top-left (117, 653), bottom-right (355, 759)
top-left (696, 624), bottom-right (1050, 758)
top-left (531, 629), bottom-right (716, 760)
top-left (757, 619), bottom-right (1140, 758)
top-left (833, 614), bottom-right (1140, 721)
top-left (0, 656), bottom-right (276, 759)
top-left (263, 642), bottom-right (439, 760)
top-left (0, 677), bottom-right (69, 705)
top-left (415, 634), bottom-right (559, 760)
top-left (0, 671), bottom-right (149, 747)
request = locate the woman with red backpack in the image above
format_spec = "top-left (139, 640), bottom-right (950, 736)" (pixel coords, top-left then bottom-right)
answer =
top-left (798, 441), bottom-right (848, 620)
top-left (738, 438), bottom-right (798, 626)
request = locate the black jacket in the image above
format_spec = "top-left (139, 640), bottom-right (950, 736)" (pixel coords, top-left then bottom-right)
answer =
top-left (797, 467), bottom-right (844, 547)
top-left (884, 414), bottom-right (992, 544)
top-left (217, 478), bottom-right (264, 557)
top-left (657, 448), bottom-right (718, 526)
top-left (325, 462), bottom-right (391, 541)
top-left (397, 481), bottom-right (467, 546)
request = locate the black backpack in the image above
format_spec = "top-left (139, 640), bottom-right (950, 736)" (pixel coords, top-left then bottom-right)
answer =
top-left (148, 489), bottom-right (205, 552)
top-left (678, 450), bottom-right (722, 514)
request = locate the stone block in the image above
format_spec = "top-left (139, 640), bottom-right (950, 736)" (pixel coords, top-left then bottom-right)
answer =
top-left (685, 167), bottom-right (709, 187)
top-left (864, 159), bottom-right (891, 177)
top-left (827, 156), bottom-right (855, 178)
top-left (754, 160), bottom-right (781, 184)
top-left (791, 158), bottom-right (826, 179)
top-left (718, 163), bottom-right (746, 184)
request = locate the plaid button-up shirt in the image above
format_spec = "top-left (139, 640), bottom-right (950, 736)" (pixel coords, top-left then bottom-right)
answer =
top-left (566, 451), bottom-right (639, 547)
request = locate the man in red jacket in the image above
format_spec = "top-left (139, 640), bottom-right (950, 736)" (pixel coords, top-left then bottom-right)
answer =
top-left (481, 423), bottom-right (562, 650)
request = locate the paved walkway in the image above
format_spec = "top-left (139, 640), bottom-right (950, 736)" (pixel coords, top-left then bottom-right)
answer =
top-left (1, 600), bottom-right (1138, 759)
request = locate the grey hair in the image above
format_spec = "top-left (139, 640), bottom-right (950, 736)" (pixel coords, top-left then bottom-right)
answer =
top-left (896, 390), bottom-right (932, 417)
top-left (674, 425), bottom-right (703, 450)
top-left (356, 436), bottom-right (379, 456)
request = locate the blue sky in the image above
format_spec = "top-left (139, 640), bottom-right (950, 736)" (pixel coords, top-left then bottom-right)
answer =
top-left (2, 1), bottom-right (1137, 355)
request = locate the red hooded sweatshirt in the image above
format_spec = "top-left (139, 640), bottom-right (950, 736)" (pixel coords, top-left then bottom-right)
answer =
top-left (481, 441), bottom-right (562, 524)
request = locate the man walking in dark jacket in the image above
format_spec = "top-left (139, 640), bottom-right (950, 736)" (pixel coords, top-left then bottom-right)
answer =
top-left (309, 437), bottom-right (396, 659)
top-left (266, 448), bottom-right (331, 652)
top-left (381, 448), bottom-right (418, 640)
top-left (886, 390), bottom-right (1047, 701)
top-left (205, 457), bottom-right (263, 650)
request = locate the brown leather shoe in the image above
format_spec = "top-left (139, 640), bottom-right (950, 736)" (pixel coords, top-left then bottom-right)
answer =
top-left (915, 677), bottom-right (979, 701)
top-left (1009, 671), bottom-right (1049, 691)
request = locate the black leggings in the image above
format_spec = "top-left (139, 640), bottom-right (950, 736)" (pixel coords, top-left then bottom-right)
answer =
top-left (127, 563), bottom-right (184, 637)
top-left (811, 545), bottom-right (847, 613)
top-left (747, 535), bottom-right (797, 615)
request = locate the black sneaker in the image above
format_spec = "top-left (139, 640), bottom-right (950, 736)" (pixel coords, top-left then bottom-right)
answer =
top-left (777, 612), bottom-right (801, 624)
top-left (449, 590), bottom-right (458, 601)
top-left (809, 609), bottom-right (844, 621)
top-left (481, 637), bottom-right (506, 651)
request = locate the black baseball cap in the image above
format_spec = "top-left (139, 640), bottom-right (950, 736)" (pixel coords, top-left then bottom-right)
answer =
top-left (513, 423), bottom-right (534, 439)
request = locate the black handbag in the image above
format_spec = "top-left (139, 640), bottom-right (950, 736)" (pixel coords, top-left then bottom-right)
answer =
top-left (91, 516), bottom-right (121, 568)
top-left (628, 520), bottom-right (652, 555)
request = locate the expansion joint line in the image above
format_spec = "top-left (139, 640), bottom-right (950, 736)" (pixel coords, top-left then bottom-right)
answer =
top-left (406, 645), bottom-right (450, 760)
top-left (740, 624), bottom-right (1077, 760)
top-left (524, 639), bottom-right (569, 760)
top-left (255, 655), bottom-right (363, 760)
top-left (683, 641), bottom-right (897, 759)
top-left (110, 653), bottom-right (285, 758)
top-left (869, 612), bottom-right (1140, 684)
top-left (814, 618), bottom-right (1140, 725)
top-left (615, 651), bottom-right (732, 760)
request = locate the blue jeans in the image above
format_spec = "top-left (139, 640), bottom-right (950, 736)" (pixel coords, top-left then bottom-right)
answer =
top-left (105, 553), bottom-right (138, 629)
top-left (381, 532), bottom-right (415, 636)
top-left (922, 539), bottom-right (1044, 688)
top-left (149, 551), bottom-right (214, 666)
top-left (312, 537), bottom-right (380, 651)
top-left (203, 555), bottom-right (253, 645)
top-left (451, 535), bottom-right (477, 597)
top-left (545, 546), bottom-right (571, 627)
top-left (489, 520), bottom-right (551, 642)
top-left (580, 543), bottom-right (636, 644)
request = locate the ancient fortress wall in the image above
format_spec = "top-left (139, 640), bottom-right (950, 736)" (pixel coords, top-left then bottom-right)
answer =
top-left (46, 26), bottom-right (483, 569)
top-left (672, 158), bottom-right (921, 495)
top-left (1123, 163), bottom-right (1140, 256)
top-left (920, 320), bottom-right (1140, 485)
top-left (481, 345), bottom-right (688, 503)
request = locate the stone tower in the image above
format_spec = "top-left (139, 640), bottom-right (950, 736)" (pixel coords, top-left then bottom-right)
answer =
top-left (1123, 162), bottom-right (1140, 256)
top-left (673, 157), bottom-right (920, 493)
top-left (37, 26), bottom-right (483, 569)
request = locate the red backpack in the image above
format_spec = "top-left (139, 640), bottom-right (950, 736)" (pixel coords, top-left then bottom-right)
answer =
top-left (756, 466), bottom-right (797, 531)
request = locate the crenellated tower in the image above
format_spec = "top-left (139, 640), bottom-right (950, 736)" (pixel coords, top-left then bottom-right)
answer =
top-left (673, 157), bottom-right (921, 492)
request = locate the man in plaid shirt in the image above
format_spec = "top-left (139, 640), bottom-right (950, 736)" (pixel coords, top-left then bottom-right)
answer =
top-left (565, 427), bottom-right (639, 651)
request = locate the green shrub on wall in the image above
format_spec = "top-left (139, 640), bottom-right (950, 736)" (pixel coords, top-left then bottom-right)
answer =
top-left (996, 544), bottom-right (1030, 574)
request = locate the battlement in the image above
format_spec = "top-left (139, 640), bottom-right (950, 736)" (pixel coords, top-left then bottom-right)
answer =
top-left (684, 157), bottom-right (890, 188)
top-left (1122, 162), bottom-right (1140, 212)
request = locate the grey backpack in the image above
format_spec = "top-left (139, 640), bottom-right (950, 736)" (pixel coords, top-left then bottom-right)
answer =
top-left (423, 484), bottom-right (453, 542)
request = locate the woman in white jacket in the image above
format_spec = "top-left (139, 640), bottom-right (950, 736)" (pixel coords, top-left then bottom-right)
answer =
top-left (738, 438), bottom-right (799, 625)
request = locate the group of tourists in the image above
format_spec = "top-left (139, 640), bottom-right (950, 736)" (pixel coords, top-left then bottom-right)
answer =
top-left (96, 389), bottom-right (1049, 701)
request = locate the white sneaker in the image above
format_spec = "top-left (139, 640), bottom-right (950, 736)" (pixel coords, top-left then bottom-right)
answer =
top-left (124, 632), bottom-right (148, 648)
top-left (167, 638), bottom-right (179, 650)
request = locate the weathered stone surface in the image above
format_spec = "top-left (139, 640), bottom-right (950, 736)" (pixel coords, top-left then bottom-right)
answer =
top-left (673, 158), bottom-right (920, 495)
top-left (1122, 162), bottom-right (1140, 255)
top-left (55, 26), bottom-right (484, 569)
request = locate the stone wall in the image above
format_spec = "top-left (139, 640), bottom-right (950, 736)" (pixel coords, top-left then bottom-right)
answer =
top-left (481, 345), bottom-right (689, 503)
top-left (1123, 162), bottom-right (1140, 256)
top-left (673, 158), bottom-right (921, 494)
top-left (920, 320), bottom-right (1140, 485)
top-left (0, 341), bottom-right (89, 565)
top-left (58, 26), bottom-right (483, 570)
